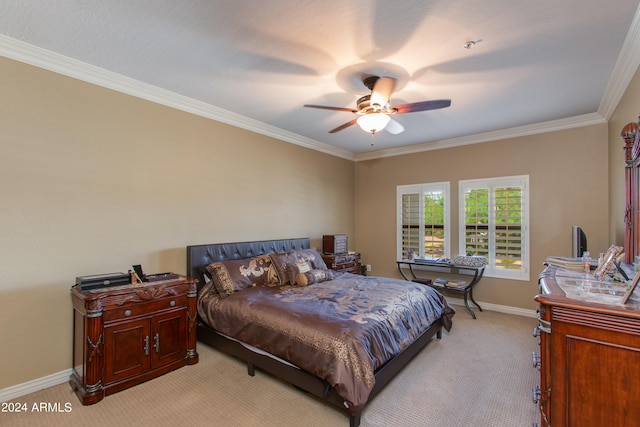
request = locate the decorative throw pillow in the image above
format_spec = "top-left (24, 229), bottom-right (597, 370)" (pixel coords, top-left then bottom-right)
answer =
top-left (286, 260), bottom-right (312, 286)
top-left (296, 268), bottom-right (334, 286)
top-left (205, 262), bottom-right (235, 297)
top-left (205, 255), bottom-right (279, 298)
top-left (269, 252), bottom-right (294, 286)
top-left (299, 248), bottom-right (329, 270)
top-left (270, 248), bottom-right (329, 286)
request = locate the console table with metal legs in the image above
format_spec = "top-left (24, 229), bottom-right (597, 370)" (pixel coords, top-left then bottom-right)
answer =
top-left (396, 259), bottom-right (484, 318)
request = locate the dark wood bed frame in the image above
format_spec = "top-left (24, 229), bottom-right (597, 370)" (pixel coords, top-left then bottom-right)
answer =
top-left (186, 237), bottom-right (444, 427)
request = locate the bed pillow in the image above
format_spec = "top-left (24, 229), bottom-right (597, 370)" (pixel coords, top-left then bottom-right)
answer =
top-left (205, 255), bottom-right (279, 298)
top-left (287, 259), bottom-right (312, 285)
top-left (296, 268), bottom-right (334, 286)
top-left (269, 252), bottom-right (294, 286)
top-left (270, 248), bottom-right (329, 286)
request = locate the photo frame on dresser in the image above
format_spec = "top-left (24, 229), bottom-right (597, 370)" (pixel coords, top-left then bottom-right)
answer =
top-left (622, 270), bottom-right (640, 304)
top-left (593, 245), bottom-right (624, 281)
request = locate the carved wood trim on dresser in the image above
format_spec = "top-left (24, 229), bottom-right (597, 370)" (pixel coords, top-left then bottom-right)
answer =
top-left (321, 252), bottom-right (362, 275)
top-left (69, 277), bottom-right (198, 405)
top-left (534, 265), bottom-right (640, 426)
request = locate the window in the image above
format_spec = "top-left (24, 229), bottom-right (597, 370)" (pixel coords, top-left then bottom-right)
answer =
top-left (459, 176), bottom-right (529, 280)
top-left (397, 182), bottom-right (450, 260)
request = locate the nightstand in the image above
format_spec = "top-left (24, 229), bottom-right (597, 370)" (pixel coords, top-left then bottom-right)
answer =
top-left (69, 276), bottom-right (198, 405)
top-left (322, 252), bottom-right (362, 274)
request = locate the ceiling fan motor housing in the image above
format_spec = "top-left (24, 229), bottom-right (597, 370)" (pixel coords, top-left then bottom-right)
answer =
top-left (362, 75), bottom-right (380, 90)
top-left (357, 95), bottom-right (396, 115)
top-left (357, 95), bottom-right (372, 113)
top-left (303, 74), bottom-right (449, 134)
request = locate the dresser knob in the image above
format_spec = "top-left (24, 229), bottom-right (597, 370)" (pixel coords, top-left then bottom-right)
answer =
top-left (170, 300), bottom-right (176, 307)
top-left (537, 319), bottom-right (551, 334)
top-left (532, 351), bottom-right (541, 370)
top-left (124, 310), bottom-right (131, 317)
top-left (532, 385), bottom-right (541, 404)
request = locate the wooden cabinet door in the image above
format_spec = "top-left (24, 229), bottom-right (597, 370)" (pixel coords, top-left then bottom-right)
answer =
top-left (552, 315), bottom-right (640, 426)
top-left (150, 309), bottom-right (187, 369)
top-left (103, 318), bottom-right (150, 384)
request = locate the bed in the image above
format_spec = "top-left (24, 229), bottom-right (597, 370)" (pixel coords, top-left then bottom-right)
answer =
top-left (186, 238), bottom-right (454, 426)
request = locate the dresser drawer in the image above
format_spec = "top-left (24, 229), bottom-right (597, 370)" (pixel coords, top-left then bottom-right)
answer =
top-left (333, 262), bottom-right (360, 273)
top-left (322, 252), bottom-right (362, 275)
top-left (70, 276), bottom-right (198, 405)
top-left (103, 295), bottom-right (187, 322)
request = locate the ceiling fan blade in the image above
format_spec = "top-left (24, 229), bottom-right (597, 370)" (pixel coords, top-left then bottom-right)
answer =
top-left (370, 77), bottom-right (396, 108)
top-left (328, 118), bottom-right (357, 133)
top-left (393, 99), bottom-right (451, 114)
top-left (304, 104), bottom-right (356, 113)
top-left (385, 118), bottom-right (405, 135)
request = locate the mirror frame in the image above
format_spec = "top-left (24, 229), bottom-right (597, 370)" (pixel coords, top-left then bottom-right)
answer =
top-left (622, 117), bottom-right (640, 264)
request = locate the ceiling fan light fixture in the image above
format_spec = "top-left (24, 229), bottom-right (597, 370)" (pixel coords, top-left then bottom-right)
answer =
top-left (304, 75), bottom-right (451, 136)
top-left (357, 113), bottom-right (390, 133)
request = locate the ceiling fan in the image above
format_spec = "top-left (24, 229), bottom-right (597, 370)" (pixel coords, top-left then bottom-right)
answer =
top-left (304, 76), bottom-right (451, 135)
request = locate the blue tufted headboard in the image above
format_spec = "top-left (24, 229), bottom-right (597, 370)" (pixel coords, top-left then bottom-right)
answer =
top-left (186, 237), bottom-right (310, 293)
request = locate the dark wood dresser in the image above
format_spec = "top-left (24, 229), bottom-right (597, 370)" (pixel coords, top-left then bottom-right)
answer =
top-left (322, 252), bottom-right (362, 274)
top-left (534, 265), bottom-right (640, 426)
top-left (70, 276), bottom-right (199, 405)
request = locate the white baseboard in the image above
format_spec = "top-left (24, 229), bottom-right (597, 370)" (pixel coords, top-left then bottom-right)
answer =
top-left (0, 369), bottom-right (71, 402)
top-left (0, 301), bottom-right (536, 402)
top-left (447, 297), bottom-right (538, 318)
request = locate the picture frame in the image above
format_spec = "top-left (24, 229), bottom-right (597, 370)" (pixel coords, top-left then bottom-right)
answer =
top-left (593, 245), bottom-right (624, 281)
top-left (622, 269), bottom-right (640, 304)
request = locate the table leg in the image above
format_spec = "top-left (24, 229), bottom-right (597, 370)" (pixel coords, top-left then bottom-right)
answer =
top-left (468, 286), bottom-right (483, 312)
top-left (463, 289), bottom-right (477, 319)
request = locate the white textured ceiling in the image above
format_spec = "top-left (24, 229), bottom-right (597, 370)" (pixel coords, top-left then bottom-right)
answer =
top-left (1, 1), bottom-right (640, 160)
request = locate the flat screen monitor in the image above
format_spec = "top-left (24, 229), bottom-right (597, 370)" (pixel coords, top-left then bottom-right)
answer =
top-left (572, 226), bottom-right (587, 258)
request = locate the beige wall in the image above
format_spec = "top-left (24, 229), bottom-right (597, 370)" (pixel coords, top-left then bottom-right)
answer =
top-left (354, 124), bottom-right (610, 310)
top-left (0, 57), bottom-right (354, 389)
top-left (2, 51), bottom-right (639, 391)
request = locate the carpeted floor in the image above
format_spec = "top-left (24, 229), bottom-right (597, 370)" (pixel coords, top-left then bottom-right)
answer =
top-left (2, 308), bottom-right (540, 427)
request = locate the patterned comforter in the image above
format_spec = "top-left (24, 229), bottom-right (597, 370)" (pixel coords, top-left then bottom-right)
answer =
top-left (197, 272), bottom-right (455, 414)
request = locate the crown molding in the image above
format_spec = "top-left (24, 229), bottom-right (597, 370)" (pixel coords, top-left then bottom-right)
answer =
top-left (598, 3), bottom-right (640, 119)
top-left (354, 113), bottom-right (607, 161)
top-left (0, 34), bottom-right (355, 161)
top-left (357, 3), bottom-right (639, 162)
top-left (2, 17), bottom-right (637, 164)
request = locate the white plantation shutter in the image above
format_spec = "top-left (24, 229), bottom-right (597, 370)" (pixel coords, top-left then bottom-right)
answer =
top-left (494, 185), bottom-right (524, 271)
top-left (401, 192), bottom-right (421, 259)
top-left (459, 176), bottom-right (529, 280)
top-left (423, 190), bottom-right (447, 258)
top-left (397, 182), bottom-right (450, 260)
top-left (462, 186), bottom-right (489, 260)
